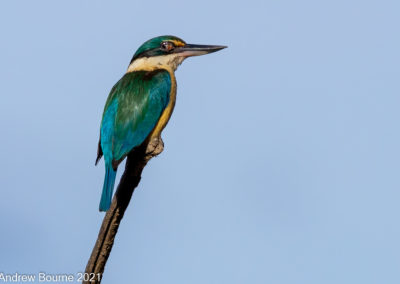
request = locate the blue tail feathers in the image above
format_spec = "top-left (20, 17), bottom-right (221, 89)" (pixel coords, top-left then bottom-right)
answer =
top-left (99, 164), bottom-right (117, 211)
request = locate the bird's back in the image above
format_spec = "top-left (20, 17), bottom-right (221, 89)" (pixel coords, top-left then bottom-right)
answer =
top-left (100, 69), bottom-right (172, 167)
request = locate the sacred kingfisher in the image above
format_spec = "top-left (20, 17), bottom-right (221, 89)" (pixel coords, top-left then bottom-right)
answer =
top-left (95, 35), bottom-right (226, 211)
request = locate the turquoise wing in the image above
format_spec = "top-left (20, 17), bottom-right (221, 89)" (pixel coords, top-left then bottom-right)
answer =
top-left (100, 69), bottom-right (171, 166)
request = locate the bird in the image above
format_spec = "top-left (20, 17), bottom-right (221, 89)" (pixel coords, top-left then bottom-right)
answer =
top-left (95, 35), bottom-right (226, 211)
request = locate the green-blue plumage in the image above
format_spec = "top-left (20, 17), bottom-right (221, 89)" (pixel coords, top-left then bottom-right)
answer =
top-left (98, 69), bottom-right (171, 211)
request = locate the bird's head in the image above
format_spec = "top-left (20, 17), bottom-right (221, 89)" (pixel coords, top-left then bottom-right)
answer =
top-left (127, 35), bottom-right (226, 72)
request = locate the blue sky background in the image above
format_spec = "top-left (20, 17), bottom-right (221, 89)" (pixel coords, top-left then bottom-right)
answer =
top-left (1, 0), bottom-right (399, 283)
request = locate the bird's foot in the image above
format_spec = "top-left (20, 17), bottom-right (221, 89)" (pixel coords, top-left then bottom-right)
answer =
top-left (145, 136), bottom-right (164, 157)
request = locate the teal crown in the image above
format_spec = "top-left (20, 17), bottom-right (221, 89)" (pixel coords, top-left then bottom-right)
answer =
top-left (130, 35), bottom-right (186, 63)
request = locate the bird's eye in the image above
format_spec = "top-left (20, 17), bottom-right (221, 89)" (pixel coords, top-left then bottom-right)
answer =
top-left (161, 41), bottom-right (174, 52)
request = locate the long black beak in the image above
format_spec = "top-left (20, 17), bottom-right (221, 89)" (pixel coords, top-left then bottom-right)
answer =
top-left (176, 44), bottom-right (227, 57)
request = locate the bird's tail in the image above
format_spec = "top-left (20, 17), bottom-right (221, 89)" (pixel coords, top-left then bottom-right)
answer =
top-left (99, 164), bottom-right (117, 212)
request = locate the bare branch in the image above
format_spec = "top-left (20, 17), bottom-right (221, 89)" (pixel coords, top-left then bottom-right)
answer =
top-left (83, 137), bottom-right (164, 284)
